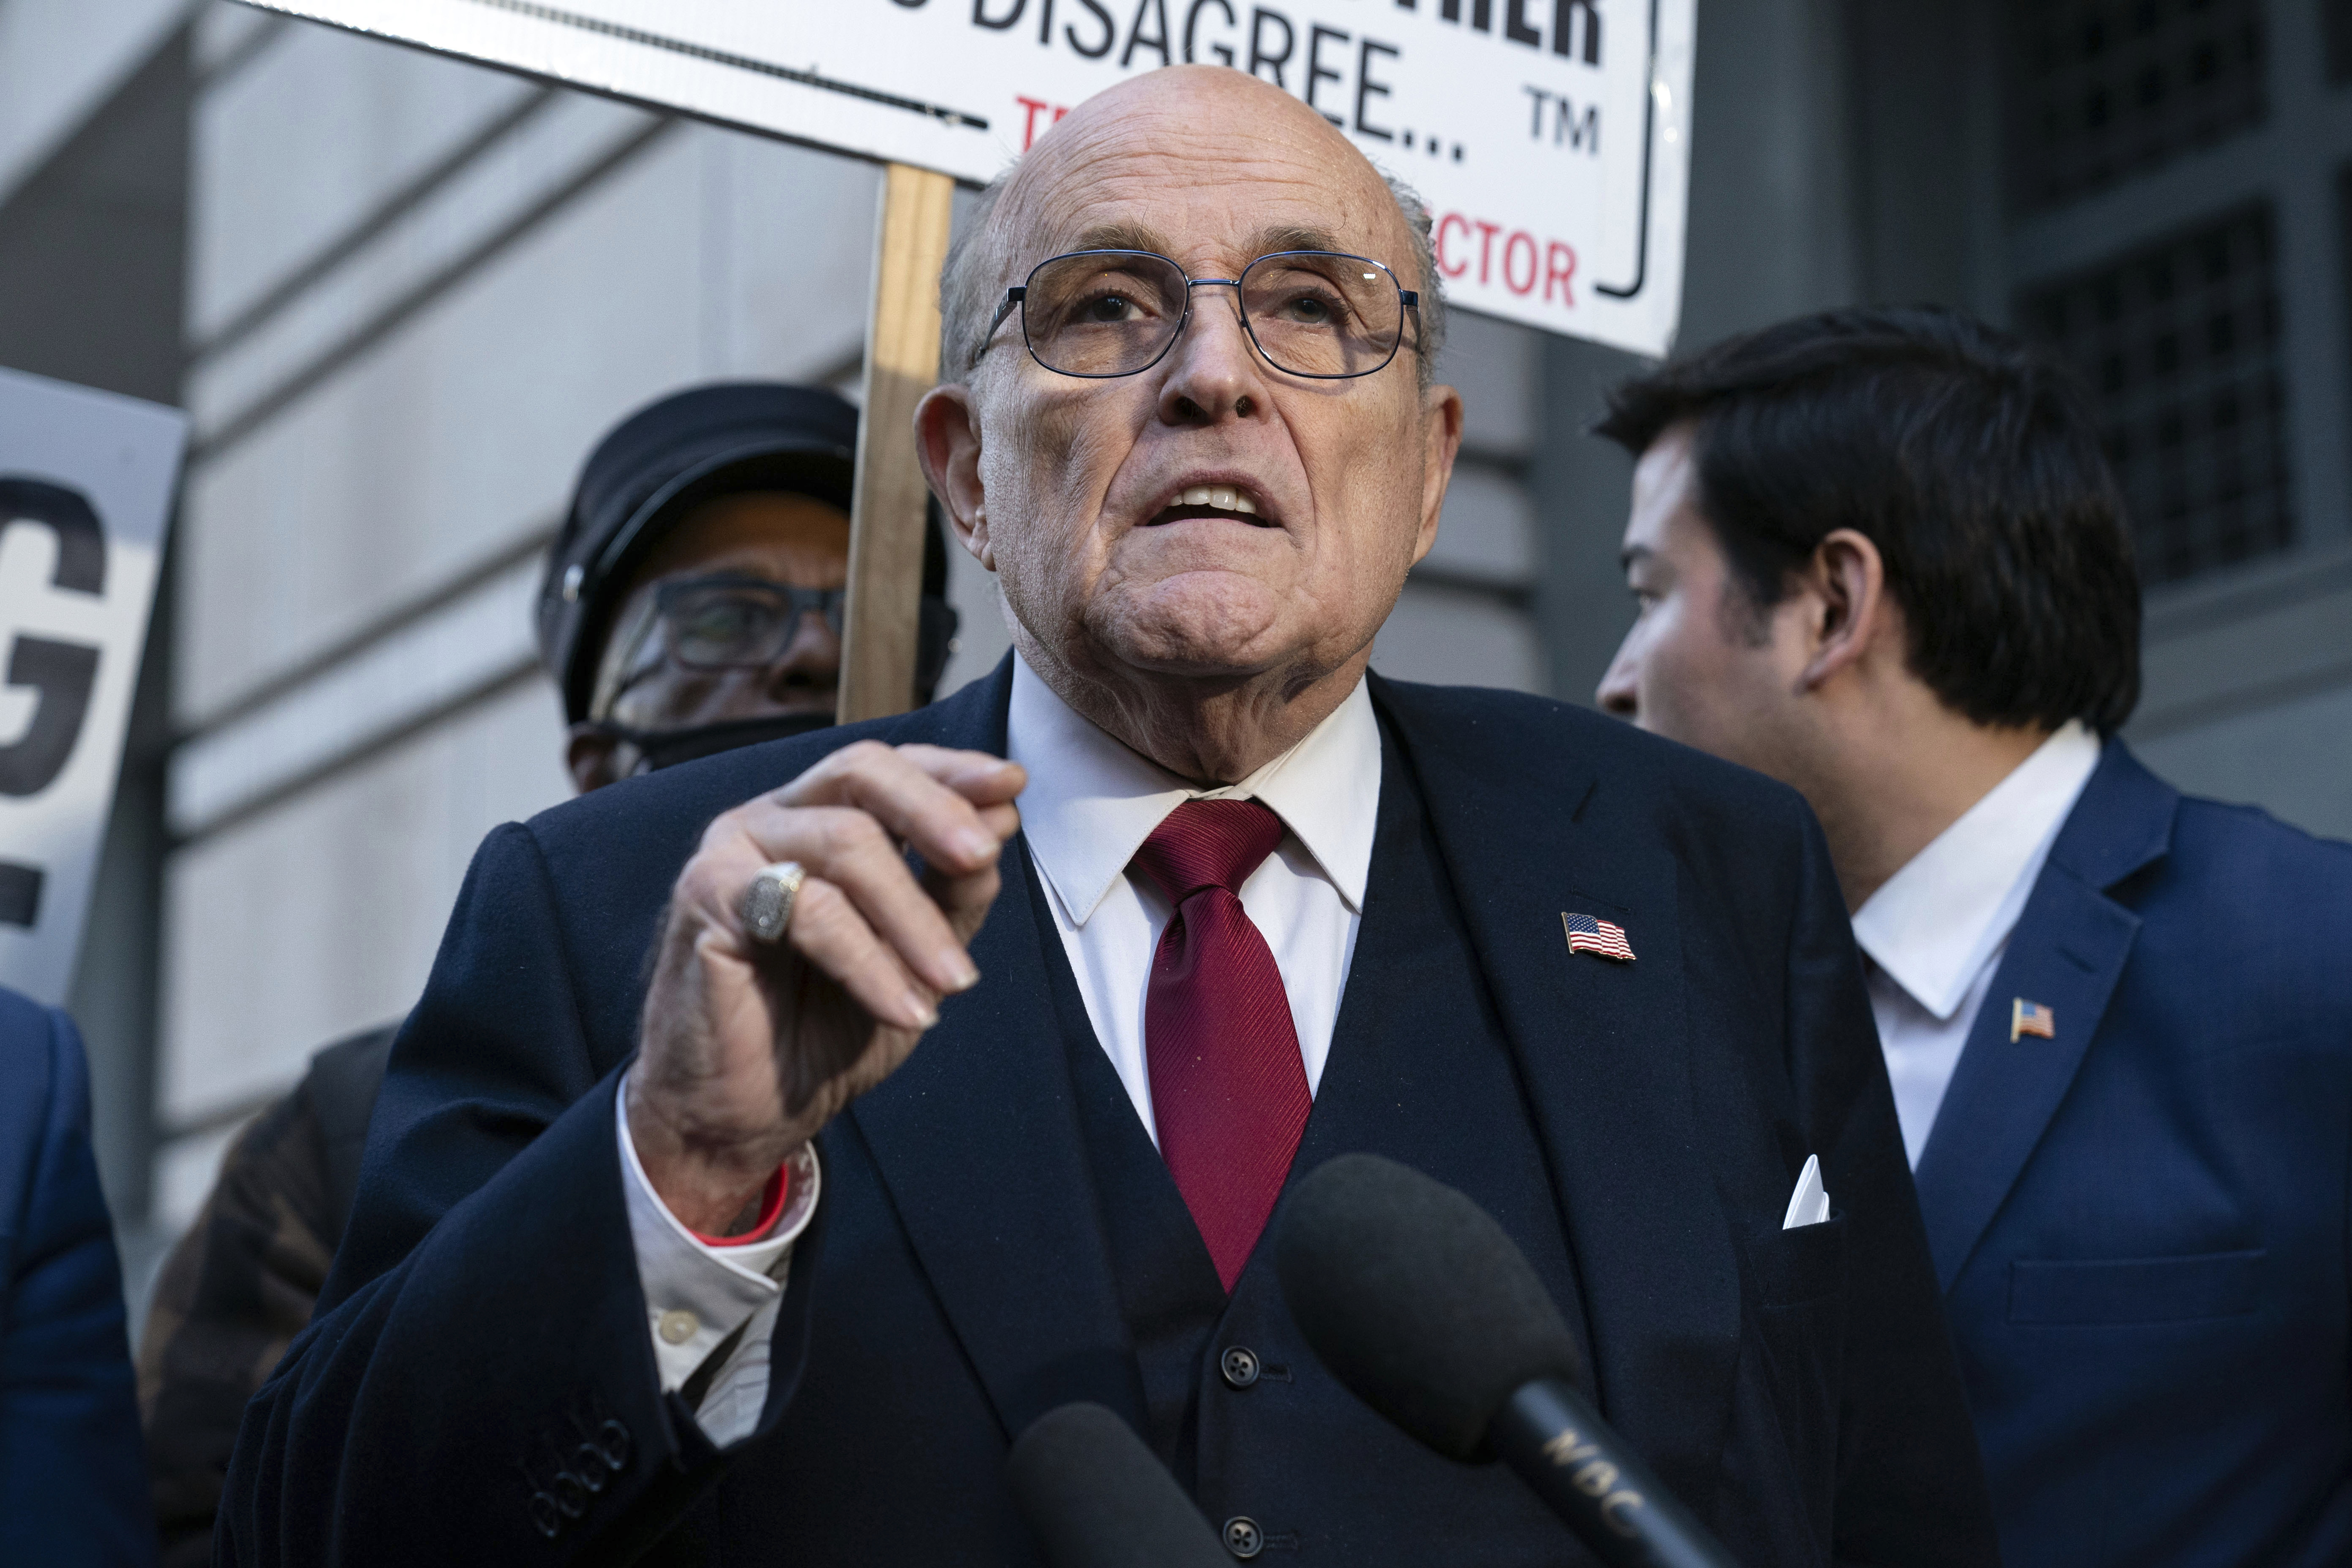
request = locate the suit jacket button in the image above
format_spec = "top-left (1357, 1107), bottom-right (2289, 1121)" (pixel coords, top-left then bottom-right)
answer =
top-left (1219, 1346), bottom-right (1261, 1388)
top-left (1223, 1517), bottom-right (1264, 1559)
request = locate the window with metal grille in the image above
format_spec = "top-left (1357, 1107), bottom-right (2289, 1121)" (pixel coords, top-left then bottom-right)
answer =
top-left (2008, 0), bottom-right (2267, 214)
top-left (2018, 205), bottom-right (2293, 584)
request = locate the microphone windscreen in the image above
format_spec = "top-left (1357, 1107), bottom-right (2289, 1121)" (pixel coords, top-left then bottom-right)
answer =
top-left (1275, 1152), bottom-right (1584, 1462)
top-left (1008, 1403), bottom-right (1230, 1568)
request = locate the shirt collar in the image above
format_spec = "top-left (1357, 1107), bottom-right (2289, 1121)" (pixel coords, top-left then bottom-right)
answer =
top-left (1851, 721), bottom-right (2103, 1022)
top-left (1005, 653), bottom-right (1381, 926)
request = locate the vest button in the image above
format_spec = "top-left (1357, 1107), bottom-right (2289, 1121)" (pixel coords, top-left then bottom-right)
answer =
top-left (1219, 1345), bottom-right (1261, 1388)
top-left (1222, 1516), bottom-right (1265, 1559)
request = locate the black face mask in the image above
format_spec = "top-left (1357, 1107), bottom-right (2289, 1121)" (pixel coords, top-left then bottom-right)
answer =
top-left (588, 710), bottom-right (843, 774)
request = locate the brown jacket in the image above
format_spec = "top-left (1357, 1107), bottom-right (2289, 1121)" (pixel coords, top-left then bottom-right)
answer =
top-left (138, 1024), bottom-right (395, 1567)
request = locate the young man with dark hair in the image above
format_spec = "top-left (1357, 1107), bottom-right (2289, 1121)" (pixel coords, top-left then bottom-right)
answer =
top-left (1597, 304), bottom-right (2352, 1568)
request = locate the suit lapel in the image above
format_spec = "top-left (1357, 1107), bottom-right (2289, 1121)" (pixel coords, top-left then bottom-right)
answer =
top-left (1911, 744), bottom-right (2176, 1292)
top-left (846, 657), bottom-right (1149, 1438)
top-left (1370, 680), bottom-right (1742, 1515)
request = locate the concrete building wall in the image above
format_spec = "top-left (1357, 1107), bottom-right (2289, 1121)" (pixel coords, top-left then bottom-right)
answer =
top-left (0, 0), bottom-right (191, 209)
top-left (2131, 539), bottom-right (2352, 840)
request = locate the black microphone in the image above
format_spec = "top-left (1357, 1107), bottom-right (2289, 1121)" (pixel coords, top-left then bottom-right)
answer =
top-left (1007, 1402), bottom-right (1230, 1568)
top-left (1275, 1153), bottom-right (1737, 1568)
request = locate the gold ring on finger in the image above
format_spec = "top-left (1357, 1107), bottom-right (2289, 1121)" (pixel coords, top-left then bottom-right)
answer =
top-left (740, 861), bottom-right (807, 944)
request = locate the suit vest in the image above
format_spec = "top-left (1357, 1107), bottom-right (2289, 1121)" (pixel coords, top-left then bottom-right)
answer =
top-left (1025, 713), bottom-right (1599, 1562)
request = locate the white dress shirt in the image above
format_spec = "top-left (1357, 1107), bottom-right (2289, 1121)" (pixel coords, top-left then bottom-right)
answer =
top-left (1006, 654), bottom-right (1381, 1139)
top-left (618, 655), bottom-right (1383, 1442)
top-left (1851, 721), bottom-right (2103, 1168)
top-left (614, 1094), bottom-right (819, 1444)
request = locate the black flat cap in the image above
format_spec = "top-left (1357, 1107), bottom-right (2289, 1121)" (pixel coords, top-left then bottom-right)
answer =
top-left (538, 383), bottom-right (859, 724)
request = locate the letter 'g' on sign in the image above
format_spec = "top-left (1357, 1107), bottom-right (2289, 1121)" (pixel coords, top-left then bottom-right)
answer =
top-left (0, 364), bottom-right (181, 1000)
top-left (0, 477), bottom-right (107, 800)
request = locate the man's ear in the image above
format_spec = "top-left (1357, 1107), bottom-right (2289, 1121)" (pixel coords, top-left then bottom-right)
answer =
top-left (566, 724), bottom-right (624, 794)
top-left (915, 382), bottom-right (993, 571)
top-left (1795, 527), bottom-right (1894, 692)
top-left (1411, 382), bottom-right (1466, 566)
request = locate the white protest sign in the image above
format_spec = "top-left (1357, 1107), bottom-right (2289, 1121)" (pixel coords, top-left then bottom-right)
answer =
top-left (0, 368), bottom-right (186, 1005)
top-left (240, 0), bottom-right (1695, 356)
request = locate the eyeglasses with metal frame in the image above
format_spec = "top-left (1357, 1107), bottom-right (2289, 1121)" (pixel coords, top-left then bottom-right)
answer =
top-left (990, 249), bottom-right (1422, 380)
top-left (607, 572), bottom-right (846, 705)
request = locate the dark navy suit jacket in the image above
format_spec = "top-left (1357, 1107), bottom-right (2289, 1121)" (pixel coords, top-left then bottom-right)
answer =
top-left (0, 987), bottom-right (155, 1566)
top-left (221, 664), bottom-right (1997, 1566)
top-left (1915, 742), bottom-right (2352, 1566)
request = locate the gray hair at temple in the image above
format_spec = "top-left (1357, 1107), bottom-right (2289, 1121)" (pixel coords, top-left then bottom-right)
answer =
top-left (937, 166), bottom-right (1448, 390)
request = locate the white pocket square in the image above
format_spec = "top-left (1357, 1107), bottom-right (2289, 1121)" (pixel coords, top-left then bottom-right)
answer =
top-left (1782, 1153), bottom-right (1831, 1230)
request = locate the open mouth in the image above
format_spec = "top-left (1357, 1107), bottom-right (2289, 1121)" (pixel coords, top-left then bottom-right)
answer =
top-left (1147, 484), bottom-right (1274, 527)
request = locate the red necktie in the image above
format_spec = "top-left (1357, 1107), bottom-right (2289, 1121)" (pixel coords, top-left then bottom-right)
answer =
top-left (1129, 799), bottom-right (1313, 1291)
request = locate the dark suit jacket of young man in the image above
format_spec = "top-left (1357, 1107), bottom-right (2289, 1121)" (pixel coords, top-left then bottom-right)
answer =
top-left (219, 657), bottom-right (1997, 1567)
top-left (1913, 741), bottom-right (2352, 1567)
top-left (0, 987), bottom-right (157, 1566)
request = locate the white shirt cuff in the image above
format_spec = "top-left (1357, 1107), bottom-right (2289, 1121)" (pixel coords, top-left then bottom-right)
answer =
top-left (615, 1078), bottom-right (820, 1445)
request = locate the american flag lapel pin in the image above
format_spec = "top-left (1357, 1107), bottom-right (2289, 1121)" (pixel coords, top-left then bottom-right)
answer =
top-left (1562, 912), bottom-right (1635, 963)
top-left (2010, 998), bottom-right (2056, 1042)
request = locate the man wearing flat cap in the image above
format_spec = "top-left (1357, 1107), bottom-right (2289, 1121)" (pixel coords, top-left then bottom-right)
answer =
top-left (223, 67), bottom-right (1997, 1566)
top-left (544, 381), bottom-right (958, 782)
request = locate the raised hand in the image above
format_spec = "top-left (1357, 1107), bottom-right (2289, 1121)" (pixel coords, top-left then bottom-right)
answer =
top-left (624, 742), bottom-right (1025, 1234)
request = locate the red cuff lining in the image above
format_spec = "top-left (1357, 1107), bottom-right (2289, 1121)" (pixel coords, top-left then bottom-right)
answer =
top-left (691, 1163), bottom-right (791, 1248)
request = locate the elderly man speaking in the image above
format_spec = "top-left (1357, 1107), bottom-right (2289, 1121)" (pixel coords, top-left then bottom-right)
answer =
top-left (223, 68), bottom-right (1995, 1566)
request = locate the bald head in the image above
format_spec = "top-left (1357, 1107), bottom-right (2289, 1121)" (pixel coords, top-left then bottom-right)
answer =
top-left (941, 66), bottom-right (1443, 383)
top-left (913, 62), bottom-right (1464, 786)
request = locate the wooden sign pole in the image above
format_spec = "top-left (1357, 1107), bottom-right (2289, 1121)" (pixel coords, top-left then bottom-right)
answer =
top-left (838, 161), bottom-right (956, 723)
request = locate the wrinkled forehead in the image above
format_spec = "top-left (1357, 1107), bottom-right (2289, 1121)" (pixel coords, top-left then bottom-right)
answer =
top-left (998, 123), bottom-right (1408, 280)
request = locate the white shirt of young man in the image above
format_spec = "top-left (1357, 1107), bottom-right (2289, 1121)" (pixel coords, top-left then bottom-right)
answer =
top-left (1851, 720), bottom-right (2103, 1168)
top-left (615, 654), bottom-right (1382, 1443)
